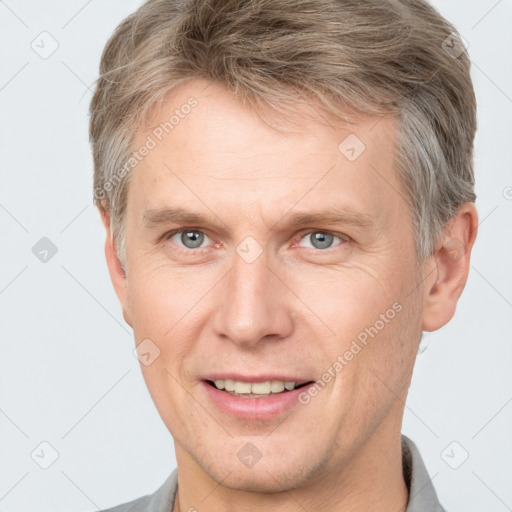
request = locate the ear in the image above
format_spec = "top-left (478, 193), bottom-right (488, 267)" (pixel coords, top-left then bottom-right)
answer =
top-left (421, 202), bottom-right (478, 332)
top-left (99, 204), bottom-right (132, 328)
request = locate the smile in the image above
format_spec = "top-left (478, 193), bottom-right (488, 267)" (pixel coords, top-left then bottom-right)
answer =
top-left (208, 379), bottom-right (311, 397)
top-left (202, 378), bottom-right (315, 420)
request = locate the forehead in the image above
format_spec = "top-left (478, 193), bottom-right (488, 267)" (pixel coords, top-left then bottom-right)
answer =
top-left (129, 80), bottom-right (406, 231)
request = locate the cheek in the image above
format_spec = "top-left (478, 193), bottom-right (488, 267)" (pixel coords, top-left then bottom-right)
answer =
top-left (292, 262), bottom-right (419, 401)
top-left (129, 270), bottom-right (199, 427)
top-left (126, 262), bottom-right (226, 396)
top-left (288, 261), bottom-right (403, 343)
top-left (127, 261), bottom-right (207, 336)
top-left (357, 291), bottom-right (422, 416)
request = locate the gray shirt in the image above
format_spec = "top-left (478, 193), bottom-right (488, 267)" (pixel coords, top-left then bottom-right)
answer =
top-left (99, 434), bottom-right (446, 512)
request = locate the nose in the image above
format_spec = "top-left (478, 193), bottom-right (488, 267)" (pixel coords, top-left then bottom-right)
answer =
top-left (211, 248), bottom-right (295, 348)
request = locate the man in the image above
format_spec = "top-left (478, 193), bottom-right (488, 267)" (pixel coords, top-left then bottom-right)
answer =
top-left (89, 0), bottom-right (478, 510)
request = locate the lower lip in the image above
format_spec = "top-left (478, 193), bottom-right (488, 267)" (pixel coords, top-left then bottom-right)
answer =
top-left (201, 381), bottom-right (313, 420)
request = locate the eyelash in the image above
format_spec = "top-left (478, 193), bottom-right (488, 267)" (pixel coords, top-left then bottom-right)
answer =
top-left (162, 228), bottom-right (348, 255)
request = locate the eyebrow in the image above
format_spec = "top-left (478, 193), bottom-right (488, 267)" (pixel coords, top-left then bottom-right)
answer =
top-left (142, 206), bottom-right (374, 231)
top-left (143, 207), bottom-right (215, 228)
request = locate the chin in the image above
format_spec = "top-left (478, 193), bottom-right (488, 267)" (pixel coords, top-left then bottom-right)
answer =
top-left (198, 451), bottom-right (321, 494)
top-left (215, 468), bottom-right (308, 494)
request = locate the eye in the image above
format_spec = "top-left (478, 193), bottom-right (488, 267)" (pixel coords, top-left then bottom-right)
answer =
top-left (297, 231), bottom-right (346, 250)
top-left (167, 230), bottom-right (211, 250)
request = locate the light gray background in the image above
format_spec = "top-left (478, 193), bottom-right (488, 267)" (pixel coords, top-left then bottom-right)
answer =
top-left (0, 1), bottom-right (511, 511)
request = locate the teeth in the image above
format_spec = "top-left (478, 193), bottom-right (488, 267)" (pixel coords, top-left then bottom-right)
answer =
top-left (212, 379), bottom-right (298, 394)
top-left (270, 381), bottom-right (285, 393)
top-left (214, 380), bottom-right (225, 390)
top-left (234, 381), bottom-right (252, 394)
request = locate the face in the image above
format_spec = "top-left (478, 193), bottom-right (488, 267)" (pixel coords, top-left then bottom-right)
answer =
top-left (109, 79), bottom-right (430, 491)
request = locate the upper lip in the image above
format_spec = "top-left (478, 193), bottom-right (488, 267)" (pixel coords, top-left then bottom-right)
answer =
top-left (202, 374), bottom-right (313, 385)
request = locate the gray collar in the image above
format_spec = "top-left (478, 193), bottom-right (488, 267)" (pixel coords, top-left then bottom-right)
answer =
top-left (401, 434), bottom-right (446, 512)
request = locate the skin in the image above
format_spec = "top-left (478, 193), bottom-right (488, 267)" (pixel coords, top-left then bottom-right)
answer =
top-left (100, 79), bottom-right (478, 512)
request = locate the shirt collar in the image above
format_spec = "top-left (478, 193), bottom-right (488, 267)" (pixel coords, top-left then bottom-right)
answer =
top-left (402, 434), bottom-right (446, 512)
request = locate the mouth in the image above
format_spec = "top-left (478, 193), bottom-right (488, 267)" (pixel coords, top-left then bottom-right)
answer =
top-left (204, 379), bottom-right (314, 398)
top-left (200, 374), bottom-right (317, 419)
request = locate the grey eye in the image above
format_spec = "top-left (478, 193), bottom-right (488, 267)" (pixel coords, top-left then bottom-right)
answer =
top-left (309, 232), bottom-right (334, 249)
top-left (298, 231), bottom-right (342, 250)
top-left (180, 231), bottom-right (205, 249)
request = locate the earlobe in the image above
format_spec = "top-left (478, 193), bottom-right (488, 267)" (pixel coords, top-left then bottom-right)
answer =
top-left (99, 205), bottom-right (132, 328)
top-left (421, 203), bottom-right (478, 332)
